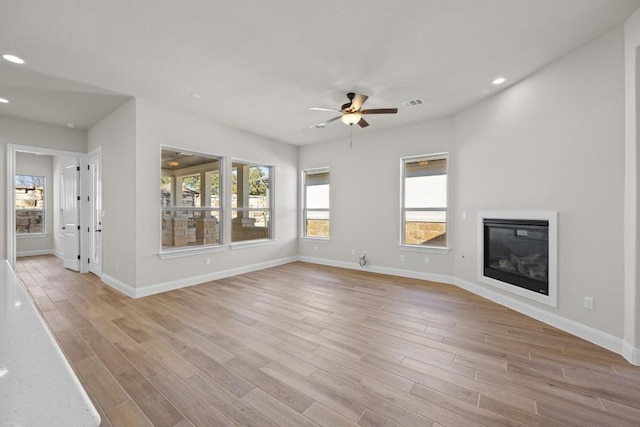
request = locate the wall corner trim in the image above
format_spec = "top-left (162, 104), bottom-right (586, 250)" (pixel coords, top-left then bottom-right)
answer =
top-left (623, 340), bottom-right (640, 365)
top-left (101, 274), bottom-right (136, 298)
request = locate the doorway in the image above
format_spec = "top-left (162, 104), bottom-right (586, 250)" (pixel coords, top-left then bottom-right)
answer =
top-left (6, 144), bottom-right (89, 272)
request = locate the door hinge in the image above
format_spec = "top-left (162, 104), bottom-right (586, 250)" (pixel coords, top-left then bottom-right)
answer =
top-left (87, 165), bottom-right (90, 171)
top-left (88, 227), bottom-right (90, 232)
top-left (87, 196), bottom-right (90, 202)
top-left (88, 258), bottom-right (90, 264)
top-left (77, 196), bottom-right (81, 201)
top-left (76, 166), bottom-right (80, 171)
top-left (77, 225), bottom-right (80, 230)
top-left (77, 255), bottom-right (81, 260)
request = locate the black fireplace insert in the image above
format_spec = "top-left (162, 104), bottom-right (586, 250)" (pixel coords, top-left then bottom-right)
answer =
top-left (483, 218), bottom-right (549, 295)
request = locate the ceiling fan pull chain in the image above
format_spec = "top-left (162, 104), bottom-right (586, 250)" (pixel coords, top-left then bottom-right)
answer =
top-left (349, 125), bottom-right (353, 149)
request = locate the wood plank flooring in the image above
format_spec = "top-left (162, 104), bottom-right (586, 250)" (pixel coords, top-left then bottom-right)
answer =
top-left (15, 254), bottom-right (640, 426)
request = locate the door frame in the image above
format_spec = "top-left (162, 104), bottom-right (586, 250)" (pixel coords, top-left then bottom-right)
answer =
top-left (6, 144), bottom-right (86, 270)
top-left (86, 146), bottom-right (102, 277)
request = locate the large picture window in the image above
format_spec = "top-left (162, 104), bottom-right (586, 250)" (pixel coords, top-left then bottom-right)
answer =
top-left (303, 168), bottom-right (330, 238)
top-left (161, 149), bottom-right (222, 250)
top-left (231, 161), bottom-right (272, 242)
top-left (401, 154), bottom-right (448, 247)
top-left (15, 175), bottom-right (45, 234)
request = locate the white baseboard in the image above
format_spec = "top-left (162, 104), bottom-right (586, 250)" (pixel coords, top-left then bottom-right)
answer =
top-left (17, 249), bottom-right (56, 257)
top-left (298, 256), bottom-right (640, 366)
top-left (102, 256), bottom-right (298, 299)
top-left (452, 276), bottom-right (628, 360)
top-left (53, 250), bottom-right (63, 259)
top-left (623, 340), bottom-right (640, 365)
top-left (297, 256), bottom-right (452, 284)
top-left (96, 254), bottom-right (640, 366)
top-left (101, 274), bottom-right (136, 298)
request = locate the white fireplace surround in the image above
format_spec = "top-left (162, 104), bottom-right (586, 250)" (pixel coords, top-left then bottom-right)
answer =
top-left (478, 211), bottom-right (558, 308)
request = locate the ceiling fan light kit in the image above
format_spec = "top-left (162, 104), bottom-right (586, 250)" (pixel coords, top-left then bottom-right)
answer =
top-left (311, 92), bottom-right (398, 129)
top-left (340, 112), bottom-right (361, 125)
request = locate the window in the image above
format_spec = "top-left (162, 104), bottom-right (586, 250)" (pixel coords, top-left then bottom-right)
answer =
top-left (231, 161), bottom-right (272, 242)
top-left (303, 168), bottom-right (330, 238)
top-left (401, 154), bottom-right (448, 247)
top-left (161, 149), bottom-right (222, 250)
top-left (15, 175), bottom-right (45, 234)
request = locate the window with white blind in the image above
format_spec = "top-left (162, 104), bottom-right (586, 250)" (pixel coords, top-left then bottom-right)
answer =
top-left (401, 154), bottom-right (448, 248)
top-left (303, 168), bottom-right (330, 239)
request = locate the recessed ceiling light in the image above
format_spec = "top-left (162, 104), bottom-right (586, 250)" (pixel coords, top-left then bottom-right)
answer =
top-left (66, 123), bottom-right (76, 128)
top-left (492, 77), bottom-right (507, 85)
top-left (0, 97), bottom-right (9, 103)
top-left (2, 54), bottom-right (25, 64)
top-left (190, 93), bottom-right (201, 98)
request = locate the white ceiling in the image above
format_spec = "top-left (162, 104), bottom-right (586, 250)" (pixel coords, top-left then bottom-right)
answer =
top-left (1, 0), bottom-right (639, 146)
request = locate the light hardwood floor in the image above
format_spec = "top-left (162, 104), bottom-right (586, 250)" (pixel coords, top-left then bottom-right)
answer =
top-left (15, 255), bottom-right (640, 426)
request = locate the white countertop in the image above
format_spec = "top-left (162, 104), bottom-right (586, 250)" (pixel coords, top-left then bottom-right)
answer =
top-left (0, 260), bottom-right (100, 426)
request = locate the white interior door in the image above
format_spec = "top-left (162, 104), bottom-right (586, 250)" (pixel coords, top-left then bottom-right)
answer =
top-left (88, 153), bottom-right (102, 277)
top-left (62, 163), bottom-right (80, 271)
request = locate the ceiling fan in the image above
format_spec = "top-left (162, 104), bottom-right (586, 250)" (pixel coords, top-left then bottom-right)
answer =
top-left (310, 92), bottom-right (398, 128)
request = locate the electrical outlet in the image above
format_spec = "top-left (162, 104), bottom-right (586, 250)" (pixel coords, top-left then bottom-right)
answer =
top-left (584, 297), bottom-right (594, 310)
top-left (115, 262), bottom-right (119, 271)
top-left (462, 211), bottom-right (467, 220)
top-left (351, 249), bottom-right (355, 255)
top-left (400, 255), bottom-right (405, 262)
top-left (314, 245), bottom-right (318, 251)
top-left (205, 258), bottom-right (211, 265)
top-left (424, 257), bottom-right (430, 265)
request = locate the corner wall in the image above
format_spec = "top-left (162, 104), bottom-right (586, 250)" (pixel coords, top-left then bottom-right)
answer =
top-left (132, 99), bottom-right (299, 291)
top-left (624, 9), bottom-right (640, 361)
top-left (298, 118), bottom-right (455, 279)
top-left (454, 28), bottom-right (626, 338)
top-left (88, 99), bottom-right (137, 286)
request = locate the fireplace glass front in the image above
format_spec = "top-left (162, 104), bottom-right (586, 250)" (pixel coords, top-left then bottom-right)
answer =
top-left (483, 218), bottom-right (549, 295)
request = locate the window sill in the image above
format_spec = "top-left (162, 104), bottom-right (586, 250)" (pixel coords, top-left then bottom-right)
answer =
top-left (300, 237), bottom-right (330, 243)
top-left (158, 244), bottom-right (228, 259)
top-left (399, 244), bottom-right (450, 255)
top-left (17, 233), bottom-right (48, 239)
top-left (230, 239), bottom-right (275, 249)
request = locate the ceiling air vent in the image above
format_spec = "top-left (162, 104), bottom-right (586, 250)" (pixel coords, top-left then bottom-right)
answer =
top-left (402, 98), bottom-right (424, 108)
top-left (310, 123), bottom-right (327, 129)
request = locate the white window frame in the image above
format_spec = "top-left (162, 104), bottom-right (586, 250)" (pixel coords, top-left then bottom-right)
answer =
top-left (302, 167), bottom-right (330, 240)
top-left (230, 159), bottom-right (274, 245)
top-left (159, 147), bottom-right (225, 257)
top-left (400, 153), bottom-right (449, 253)
top-left (15, 174), bottom-right (46, 236)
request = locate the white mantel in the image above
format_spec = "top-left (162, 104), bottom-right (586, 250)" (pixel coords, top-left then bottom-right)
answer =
top-left (477, 211), bottom-right (558, 308)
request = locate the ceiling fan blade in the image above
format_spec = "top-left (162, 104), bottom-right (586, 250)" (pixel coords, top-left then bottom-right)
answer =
top-left (310, 116), bottom-right (341, 128)
top-left (309, 107), bottom-right (341, 112)
top-left (351, 94), bottom-right (369, 111)
top-left (361, 108), bottom-right (398, 115)
top-left (358, 118), bottom-right (370, 128)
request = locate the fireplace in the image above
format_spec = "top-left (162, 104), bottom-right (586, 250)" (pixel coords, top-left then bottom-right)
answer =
top-left (478, 212), bottom-right (557, 307)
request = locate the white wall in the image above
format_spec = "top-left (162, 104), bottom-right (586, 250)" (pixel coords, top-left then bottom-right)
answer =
top-left (15, 152), bottom-right (53, 255)
top-left (0, 115), bottom-right (86, 260)
top-left (88, 99), bottom-right (137, 286)
top-left (624, 9), bottom-right (640, 356)
top-left (298, 118), bottom-right (455, 278)
top-left (131, 99), bottom-right (299, 290)
top-left (454, 28), bottom-right (626, 337)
